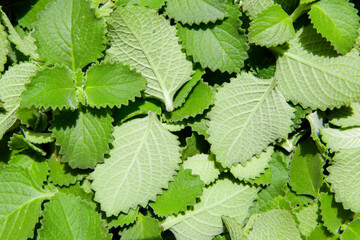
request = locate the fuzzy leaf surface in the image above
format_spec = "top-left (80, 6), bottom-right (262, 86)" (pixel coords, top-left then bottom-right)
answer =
top-left (321, 127), bottom-right (360, 151)
top-left (120, 213), bottom-right (162, 240)
top-left (209, 73), bottom-right (294, 167)
top-left (182, 154), bottom-right (220, 185)
top-left (106, 5), bottom-right (193, 111)
top-left (222, 216), bottom-right (244, 240)
top-left (242, 0), bottom-right (274, 20)
top-left (92, 112), bottom-right (181, 216)
top-left (328, 103), bottom-right (360, 128)
top-left (295, 202), bottom-right (319, 237)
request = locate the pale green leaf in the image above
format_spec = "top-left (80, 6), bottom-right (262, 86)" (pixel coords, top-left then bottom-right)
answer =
top-left (289, 138), bottom-right (323, 197)
top-left (34, 0), bottom-right (105, 70)
top-left (162, 179), bottom-right (258, 240)
top-left (21, 66), bottom-right (78, 110)
top-left (295, 202), bottom-right (319, 237)
top-left (50, 107), bottom-right (113, 169)
top-left (242, 0), bottom-right (274, 20)
top-left (209, 73), bottom-right (294, 167)
top-left (249, 4), bottom-right (295, 47)
top-left (165, 0), bottom-right (227, 25)
top-left (341, 219), bottom-right (360, 240)
top-left (91, 112), bottom-right (181, 216)
top-left (182, 154), bottom-right (220, 185)
top-left (8, 133), bottom-right (46, 156)
top-left (54, 181), bottom-right (94, 202)
top-left (222, 216), bottom-right (245, 240)
top-left (115, 0), bottom-right (166, 10)
top-left (38, 194), bottom-right (111, 240)
top-left (275, 25), bottom-right (360, 110)
top-left (306, 111), bottom-right (327, 154)
top-left (230, 146), bottom-right (274, 181)
top-left (187, 117), bottom-right (210, 140)
top-left (18, 0), bottom-right (54, 29)
top-left (0, 22), bottom-right (8, 73)
top-left (0, 166), bottom-right (55, 240)
top-left (106, 207), bottom-right (139, 228)
top-left (84, 61), bottom-right (147, 108)
top-left (120, 213), bottom-right (161, 240)
top-left (309, 0), bottom-right (359, 54)
top-left (150, 167), bottom-right (204, 217)
top-left (162, 122), bottom-right (186, 132)
top-left (321, 127), bottom-right (360, 152)
top-left (328, 103), bottom-right (360, 128)
top-left (0, 62), bottom-right (40, 139)
top-left (177, 4), bottom-right (248, 73)
top-left (327, 148), bottom-right (360, 213)
top-left (106, 5), bottom-right (193, 111)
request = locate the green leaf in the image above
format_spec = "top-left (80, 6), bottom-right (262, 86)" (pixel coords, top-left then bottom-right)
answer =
top-left (327, 148), bottom-right (360, 213)
top-left (274, 25), bottom-right (360, 110)
top-left (0, 166), bottom-right (55, 240)
top-left (22, 128), bottom-right (54, 144)
top-left (328, 103), bottom-right (360, 128)
top-left (38, 194), bottom-right (111, 240)
top-left (248, 4), bottom-right (295, 47)
top-left (115, 0), bottom-right (166, 10)
top-left (182, 154), bottom-right (220, 185)
top-left (120, 213), bottom-right (161, 240)
top-left (308, 0), bottom-right (359, 54)
top-left (242, 0), bottom-right (274, 20)
top-left (289, 138), bottom-right (323, 197)
top-left (295, 202), bottom-right (319, 237)
top-left (165, 0), bottom-right (227, 25)
top-left (150, 167), bottom-right (204, 217)
top-left (187, 116), bottom-right (210, 140)
top-left (8, 133), bottom-right (46, 156)
top-left (21, 66), bottom-right (78, 110)
top-left (162, 179), bottom-right (258, 239)
top-left (274, 0), bottom-right (299, 14)
top-left (16, 107), bottom-right (48, 131)
top-left (0, 22), bottom-right (8, 73)
top-left (91, 112), bottom-right (181, 216)
top-left (284, 186), bottom-right (314, 207)
top-left (309, 223), bottom-right (338, 240)
top-left (106, 5), bottom-right (193, 111)
top-left (230, 146), bottom-right (274, 181)
top-left (222, 216), bottom-right (245, 240)
top-left (306, 112), bottom-right (327, 154)
top-left (106, 207), bottom-right (139, 229)
top-left (164, 80), bottom-right (213, 121)
top-left (54, 181), bottom-right (94, 202)
top-left (180, 132), bottom-right (207, 160)
top-left (177, 4), bottom-right (248, 73)
top-left (341, 219), bottom-right (360, 240)
top-left (18, 0), bottom-right (54, 29)
top-left (209, 73), bottom-right (294, 167)
top-left (50, 107), bottom-right (113, 169)
top-left (0, 62), bottom-right (40, 139)
top-left (321, 127), bottom-right (360, 152)
top-left (34, 0), bottom-right (105, 70)
top-left (84, 61), bottom-right (147, 108)
top-left (247, 209), bottom-right (301, 240)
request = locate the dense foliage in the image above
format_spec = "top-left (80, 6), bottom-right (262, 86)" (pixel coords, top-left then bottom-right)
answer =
top-left (0, 0), bottom-right (360, 239)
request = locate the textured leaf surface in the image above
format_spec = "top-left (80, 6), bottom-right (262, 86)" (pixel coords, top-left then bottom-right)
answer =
top-left (50, 107), bottom-right (113, 169)
top-left (329, 103), bottom-right (360, 128)
top-left (309, 0), bottom-right (359, 54)
top-left (0, 62), bottom-right (40, 139)
top-left (162, 179), bottom-right (258, 240)
top-left (21, 66), bottom-right (78, 110)
top-left (182, 154), bottom-right (220, 185)
top-left (8, 133), bottom-right (46, 156)
top-left (222, 216), bottom-right (244, 240)
top-left (209, 73), bottom-right (294, 167)
top-left (327, 148), bottom-right (360, 213)
top-left (0, 22), bottom-right (8, 73)
top-left (248, 4), bottom-right (295, 47)
top-left (295, 202), bottom-right (319, 237)
top-left (341, 219), bottom-right (360, 240)
top-left (242, 0), bottom-right (274, 20)
top-left (120, 213), bottom-right (161, 240)
top-left (289, 138), bottom-right (323, 197)
top-left (106, 5), bottom-right (193, 111)
top-left (275, 25), bottom-right (360, 110)
top-left (115, 0), bottom-right (165, 10)
top-left (38, 194), bottom-right (111, 240)
top-left (92, 112), bottom-right (181, 216)
top-left (106, 207), bottom-right (139, 228)
top-left (150, 167), bottom-right (204, 217)
top-left (321, 127), bottom-right (360, 151)
top-left (248, 209), bottom-right (301, 240)
top-left (0, 166), bottom-right (55, 240)
top-left (34, 0), bottom-right (105, 70)
top-left (165, 0), bottom-right (227, 25)
top-left (177, 4), bottom-right (248, 73)
top-left (84, 62), bottom-right (147, 108)
top-left (22, 128), bottom-right (53, 144)
top-left (306, 112), bottom-right (327, 153)
top-left (18, 0), bottom-right (54, 29)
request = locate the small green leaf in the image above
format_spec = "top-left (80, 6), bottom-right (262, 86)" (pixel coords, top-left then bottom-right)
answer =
top-left (341, 219), bottom-right (360, 240)
top-left (306, 112), bottom-right (327, 154)
top-left (222, 216), bottom-right (245, 240)
top-left (120, 213), bottom-right (162, 240)
top-left (182, 154), bottom-right (220, 185)
top-left (8, 133), bottom-right (46, 156)
top-left (242, 0), bottom-right (274, 20)
top-left (106, 207), bottom-right (139, 229)
top-left (295, 202), bottom-right (319, 237)
top-left (328, 103), bottom-right (360, 128)
top-left (115, 0), bottom-right (166, 10)
top-left (18, 0), bottom-right (54, 29)
top-left (22, 128), bottom-right (54, 144)
top-left (0, 22), bottom-right (8, 73)
top-left (248, 4), bottom-right (295, 47)
top-left (54, 181), bottom-right (94, 202)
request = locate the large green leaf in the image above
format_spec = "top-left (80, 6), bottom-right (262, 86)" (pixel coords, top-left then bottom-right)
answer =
top-left (165, 0), bottom-right (227, 25)
top-left (242, 0), bottom-right (274, 20)
top-left (91, 112), bottom-right (181, 216)
top-left (162, 179), bottom-right (258, 240)
top-left (182, 154), bottom-right (220, 185)
top-left (34, 0), bottom-right (105, 70)
top-left (106, 5), bottom-right (193, 111)
top-left (177, 4), bottom-right (248, 73)
top-left (309, 0), bottom-right (359, 54)
top-left (275, 25), bottom-right (360, 110)
top-left (50, 107), bottom-right (113, 169)
top-left (38, 194), bottom-right (111, 240)
top-left (321, 127), bottom-right (360, 151)
top-left (209, 73), bottom-right (294, 167)
top-left (0, 62), bottom-right (40, 139)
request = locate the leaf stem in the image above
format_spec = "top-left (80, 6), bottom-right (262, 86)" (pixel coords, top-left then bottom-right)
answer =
top-left (290, 3), bottom-right (313, 22)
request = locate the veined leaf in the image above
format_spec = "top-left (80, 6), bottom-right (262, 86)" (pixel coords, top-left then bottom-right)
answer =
top-left (106, 5), bottom-right (193, 111)
top-left (209, 73), bottom-right (294, 167)
top-left (8, 133), bottom-right (46, 156)
top-left (38, 194), bottom-right (111, 240)
top-left (91, 112), bottom-right (181, 216)
top-left (21, 128), bottom-right (54, 144)
top-left (120, 213), bottom-right (162, 240)
top-left (177, 4), bottom-right (248, 73)
top-left (182, 154), bottom-right (220, 185)
top-left (341, 219), bottom-right (360, 240)
top-left (115, 0), bottom-right (166, 10)
top-left (242, 0), bottom-right (274, 20)
top-left (0, 22), bottom-right (8, 73)
top-left (50, 107), bottom-right (113, 169)
top-left (321, 127), bottom-right (360, 151)
top-left (106, 207), bottom-right (139, 229)
top-left (162, 179), bottom-right (258, 240)
top-left (327, 148), bottom-right (360, 213)
top-left (309, 0), bottom-right (359, 54)
top-left (84, 61), bottom-right (147, 108)
top-left (275, 25), bottom-right (360, 110)
top-left (0, 62), bottom-right (40, 139)
top-left (328, 103), bottom-right (360, 128)
top-left (165, 0), bottom-right (227, 25)
top-left (248, 4), bottom-right (295, 47)
top-left (34, 0), bottom-right (105, 70)
top-left (295, 202), bottom-right (319, 237)
top-left (222, 216), bottom-right (245, 240)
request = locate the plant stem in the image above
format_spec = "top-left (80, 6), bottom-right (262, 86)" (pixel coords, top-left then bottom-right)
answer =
top-left (290, 3), bottom-right (313, 22)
